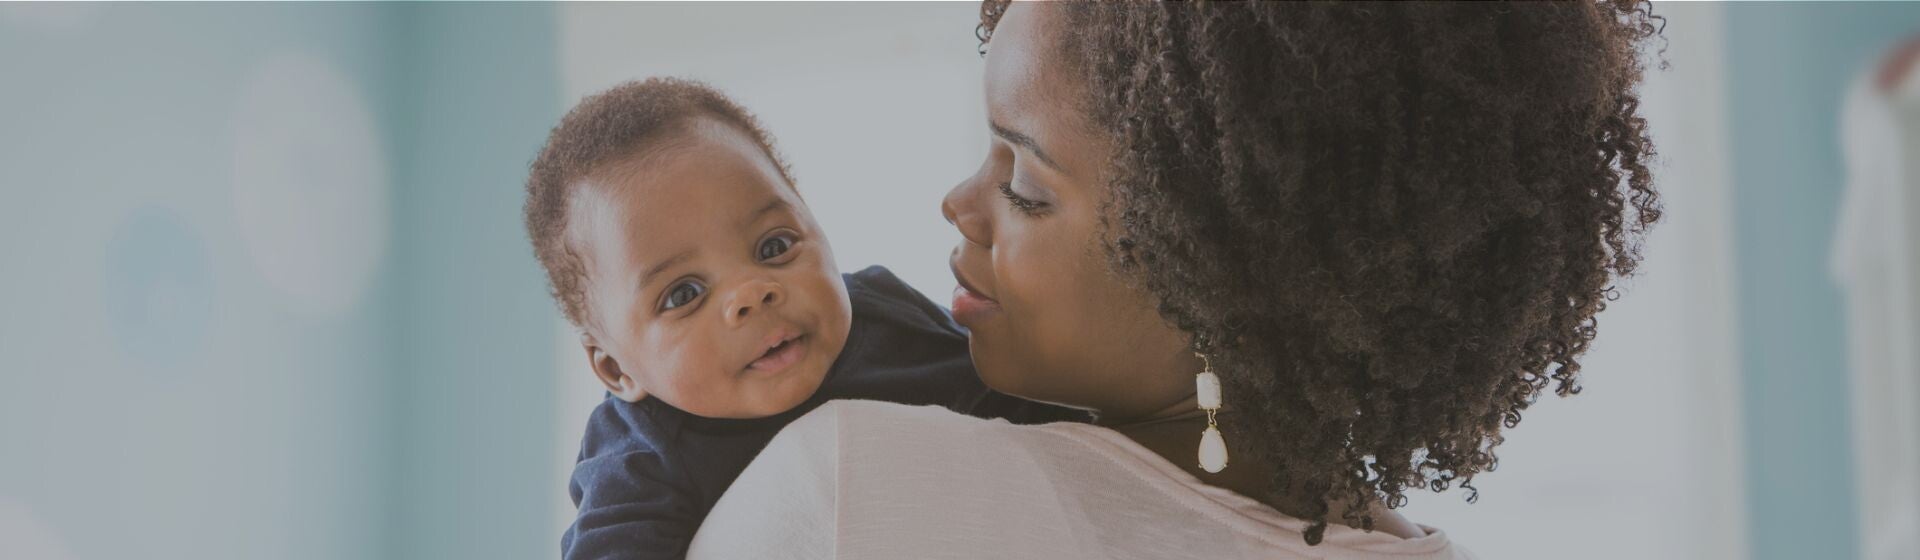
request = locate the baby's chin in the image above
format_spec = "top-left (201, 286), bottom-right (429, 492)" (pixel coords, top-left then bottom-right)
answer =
top-left (739, 361), bottom-right (832, 417)
top-left (677, 358), bottom-right (831, 420)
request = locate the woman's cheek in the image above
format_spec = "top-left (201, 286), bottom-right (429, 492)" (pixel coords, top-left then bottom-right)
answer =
top-left (993, 223), bottom-right (1043, 316)
top-left (1007, 221), bottom-right (1080, 346)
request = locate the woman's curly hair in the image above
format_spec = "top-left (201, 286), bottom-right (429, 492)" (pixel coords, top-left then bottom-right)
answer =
top-left (981, 0), bottom-right (1664, 544)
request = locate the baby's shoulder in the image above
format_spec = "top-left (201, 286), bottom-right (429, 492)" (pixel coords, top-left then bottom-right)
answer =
top-left (577, 395), bottom-right (687, 458)
top-left (841, 265), bottom-right (958, 328)
top-left (840, 264), bottom-right (907, 295)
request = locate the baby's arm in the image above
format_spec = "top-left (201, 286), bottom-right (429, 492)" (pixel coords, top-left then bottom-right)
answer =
top-left (564, 447), bottom-right (702, 560)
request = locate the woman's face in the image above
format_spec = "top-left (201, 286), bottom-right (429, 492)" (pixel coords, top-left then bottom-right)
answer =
top-left (942, 2), bottom-right (1198, 422)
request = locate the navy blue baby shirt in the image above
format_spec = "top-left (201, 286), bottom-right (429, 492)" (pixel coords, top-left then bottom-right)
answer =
top-left (561, 266), bottom-right (1084, 559)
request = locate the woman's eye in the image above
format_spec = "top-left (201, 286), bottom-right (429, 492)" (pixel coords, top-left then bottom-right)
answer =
top-left (998, 182), bottom-right (1047, 216)
top-left (661, 280), bottom-right (705, 311)
top-left (757, 233), bottom-right (796, 261)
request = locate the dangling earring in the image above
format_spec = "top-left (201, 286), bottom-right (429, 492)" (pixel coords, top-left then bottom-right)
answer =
top-left (1195, 352), bottom-right (1228, 473)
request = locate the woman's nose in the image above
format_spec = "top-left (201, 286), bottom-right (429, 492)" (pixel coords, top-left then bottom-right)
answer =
top-left (942, 179), bottom-right (992, 249)
top-left (722, 278), bottom-right (785, 327)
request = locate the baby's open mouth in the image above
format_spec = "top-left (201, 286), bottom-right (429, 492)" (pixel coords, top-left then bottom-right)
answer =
top-left (747, 333), bottom-right (807, 373)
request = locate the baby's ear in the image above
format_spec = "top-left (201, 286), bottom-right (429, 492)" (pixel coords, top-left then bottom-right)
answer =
top-left (581, 333), bottom-right (648, 403)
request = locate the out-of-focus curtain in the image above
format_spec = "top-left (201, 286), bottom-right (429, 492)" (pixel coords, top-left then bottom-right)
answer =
top-left (1832, 36), bottom-right (1920, 560)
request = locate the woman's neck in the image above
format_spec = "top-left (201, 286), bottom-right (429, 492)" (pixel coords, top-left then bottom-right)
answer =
top-left (1097, 395), bottom-right (1205, 429)
top-left (1106, 408), bottom-right (1276, 507)
top-left (1105, 405), bottom-right (1427, 540)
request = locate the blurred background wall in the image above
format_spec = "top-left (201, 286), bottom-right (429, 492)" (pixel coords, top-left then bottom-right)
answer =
top-left (1726, 4), bottom-right (1920, 560)
top-left (0, 3), bottom-right (562, 560)
top-left (2, 3), bottom-right (1917, 560)
top-left (387, 4), bottom-right (561, 560)
top-left (0, 4), bottom-right (408, 560)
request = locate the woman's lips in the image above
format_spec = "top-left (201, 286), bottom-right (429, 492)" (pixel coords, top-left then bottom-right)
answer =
top-left (951, 282), bottom-right (1001, 326)
top-left (950, 260), bottom-right (1001, 325)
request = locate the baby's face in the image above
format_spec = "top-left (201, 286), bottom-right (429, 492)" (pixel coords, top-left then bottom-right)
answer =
top-left (573, 118), bottom-right (851, 419)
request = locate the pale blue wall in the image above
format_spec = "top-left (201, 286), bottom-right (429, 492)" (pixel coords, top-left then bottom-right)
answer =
top-left (0, 4), bottom-right (559, 559)
top-left (388, 4), bottom-right (564, 560)
top-left (1728, 4), bottom-right (1920, 560)
top-left (0, 4), bottom-right (404, 560)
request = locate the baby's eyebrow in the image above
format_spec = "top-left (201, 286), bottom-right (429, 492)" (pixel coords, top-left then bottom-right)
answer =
top-left (639, 250), bottom-right (694, 291)
top-left (737, 198), bottom-right (792, 230)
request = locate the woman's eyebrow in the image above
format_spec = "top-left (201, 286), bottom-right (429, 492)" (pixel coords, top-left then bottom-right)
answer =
top-left (990, 121), bottom-right (1062, 172)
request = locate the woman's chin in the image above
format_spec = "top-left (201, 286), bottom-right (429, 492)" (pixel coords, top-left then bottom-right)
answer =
top-left (968, 340), bottom-right (1062, 406)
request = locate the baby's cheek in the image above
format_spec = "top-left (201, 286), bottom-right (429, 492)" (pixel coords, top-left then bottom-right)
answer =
top-left (779, 268), bottom-right (842, 324)
top-left (644, 335), bottom-right (726, 411)
top-left (668, 347), bottom-right (725, 400)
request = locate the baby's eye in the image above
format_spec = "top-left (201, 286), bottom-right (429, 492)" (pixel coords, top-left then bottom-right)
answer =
top-left (661, 280), bottom-right (706, 311)
top-left (757, 232), bottom-right (797, 262)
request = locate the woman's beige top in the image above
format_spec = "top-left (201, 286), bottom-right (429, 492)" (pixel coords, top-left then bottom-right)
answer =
top-left (689, 400), bottom-right (1477, 560)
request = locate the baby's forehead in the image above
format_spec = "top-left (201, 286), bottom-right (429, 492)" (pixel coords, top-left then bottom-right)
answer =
top-left (603, 119), bottom-right (792, 197)
top-left (593, 133), bottom-right (797, 220)
top-left (565, 137), bottom-right (808, 263)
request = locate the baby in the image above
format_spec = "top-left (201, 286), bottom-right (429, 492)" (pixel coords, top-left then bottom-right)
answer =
top-left (526, 78), bottom-right (1081, 559)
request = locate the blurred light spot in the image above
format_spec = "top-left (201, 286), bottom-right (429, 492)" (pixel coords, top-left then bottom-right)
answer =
top-left (105, 206), bottom-right (212, 371)
top-left (0, 499), bottom-right (76, 560)
top-left (231, 52), bottom-right (389, 317)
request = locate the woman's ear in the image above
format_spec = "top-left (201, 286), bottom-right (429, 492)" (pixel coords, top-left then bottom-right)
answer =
top-left (582, 333), bottom-right (648, 403)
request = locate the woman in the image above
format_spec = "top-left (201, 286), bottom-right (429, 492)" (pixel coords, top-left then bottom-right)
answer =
top-left (690, 1), bottom-right (1662, 557)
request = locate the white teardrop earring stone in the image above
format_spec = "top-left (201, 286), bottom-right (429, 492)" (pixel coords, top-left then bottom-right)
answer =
top-left (1196, 371), bottom-right (1222, 409)
top-left (1199, 425), bottom-right (1229, 473)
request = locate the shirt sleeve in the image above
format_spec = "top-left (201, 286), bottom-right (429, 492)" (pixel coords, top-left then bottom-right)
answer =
top-left (562, 446), bottom-right (704, 560)
top-left (684, 403), bottom-right (843, 560)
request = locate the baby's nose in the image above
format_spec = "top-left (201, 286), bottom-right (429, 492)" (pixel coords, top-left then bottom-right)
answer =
top-left (724, 279), bottom-right (785, 325)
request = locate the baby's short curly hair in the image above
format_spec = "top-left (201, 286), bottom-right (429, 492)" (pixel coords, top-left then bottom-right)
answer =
top-left (525, 77), bottom-right (792, 328)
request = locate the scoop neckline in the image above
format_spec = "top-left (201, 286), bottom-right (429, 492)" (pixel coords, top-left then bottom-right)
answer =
top-left (1040, 420), bottom-right (1458, 557)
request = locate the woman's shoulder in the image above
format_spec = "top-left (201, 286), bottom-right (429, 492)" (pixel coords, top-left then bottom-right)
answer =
top-left (806, 397), bottom-right (1003, 423)
top-left (759, 399), bottom-right (1083, 490)
top-left (776, 398), bottom-right (1042, 450)
top-left (706, 400), bottom-right (1476, 560)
